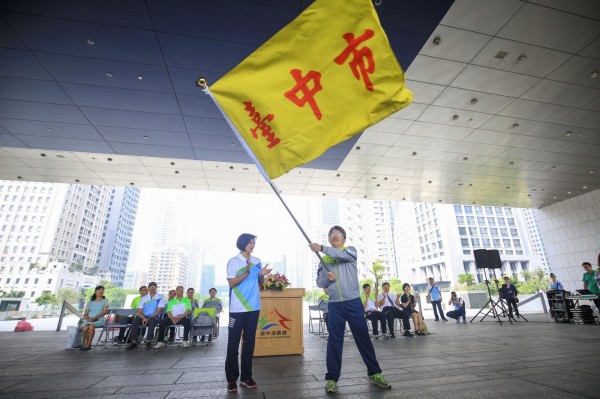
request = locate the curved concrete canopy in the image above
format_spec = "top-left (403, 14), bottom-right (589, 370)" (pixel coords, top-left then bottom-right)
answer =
top-left (0, 0), bottom-right (599, 208)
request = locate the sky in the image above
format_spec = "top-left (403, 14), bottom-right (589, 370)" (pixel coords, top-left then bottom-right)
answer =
top-left (129, 188), bottom-right (319, 284)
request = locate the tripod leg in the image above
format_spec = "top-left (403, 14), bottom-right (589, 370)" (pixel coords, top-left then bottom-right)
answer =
top-left (470, 299), bottom-right (492, 323)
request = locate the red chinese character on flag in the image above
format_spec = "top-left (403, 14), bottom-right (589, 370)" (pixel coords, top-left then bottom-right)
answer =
top-left (284, 69), bottom-right (323, 121)
top-left (334, 29), bottom-right (375, 91)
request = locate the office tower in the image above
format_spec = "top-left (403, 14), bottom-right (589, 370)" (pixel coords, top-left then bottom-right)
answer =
top-left (148, 247), bottom-right (189, 291)
top-left (200, 264), bottom-right (216, 295)
top-left (96, 187), bottom-right (140, 287)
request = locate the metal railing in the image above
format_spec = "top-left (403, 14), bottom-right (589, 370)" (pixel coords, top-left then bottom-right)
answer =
top-left (516, 292), bottom-right (548, 313)
top-left (56, 300), bottom-right (84, 331)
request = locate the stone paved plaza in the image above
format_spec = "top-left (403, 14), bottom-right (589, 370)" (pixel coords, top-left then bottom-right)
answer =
top-left (0, 313), bottom-right (599, 399)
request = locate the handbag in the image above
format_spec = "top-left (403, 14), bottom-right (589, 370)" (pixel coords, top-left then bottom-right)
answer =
top-left (66, 325), bottom-right (83, 349)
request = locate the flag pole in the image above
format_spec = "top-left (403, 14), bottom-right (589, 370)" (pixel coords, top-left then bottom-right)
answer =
top-left (197, 78), bottom-right (327, 266)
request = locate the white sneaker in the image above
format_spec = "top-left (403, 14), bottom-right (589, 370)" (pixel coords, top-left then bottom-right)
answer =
top-left (182, 340), bottom-right (190, 348)
top-left (153, 341), bottom-right (166, 349)
top-left (374, 334), bottom-right (379, 340)
top-left (383, 333), bottom-right (390, 339)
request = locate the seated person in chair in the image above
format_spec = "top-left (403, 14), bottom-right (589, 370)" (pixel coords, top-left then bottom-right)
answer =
top-left (377, 282), bottom-right (411, 337)
top-left (363, 284), bottom-right (387, 339)
top-left (499, 276), bottom-right (521, 318)
top-left (116, 285), bottom-right (147, 344)
top-left (200, 288), bottom-right (223, 341)
top-left (187, 288), bottom-right (200, 342)
top-left (548, 273), bottom-right (564, 291)
top-left (154, 285), bottom-right (192, 349)
top-left (446, 291), bottom-right (466, 323)
top-left (400, 283), bottom-right (426, 335)
top-left (126, 282), bottom-right (164, 349)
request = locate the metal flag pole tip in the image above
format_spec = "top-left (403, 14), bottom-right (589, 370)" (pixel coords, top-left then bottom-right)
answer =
top-left (196, 77), bottom-right (208, 89)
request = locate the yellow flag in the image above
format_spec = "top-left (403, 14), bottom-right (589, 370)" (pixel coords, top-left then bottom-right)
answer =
top-left (210, 0), bottom-right (413, 180)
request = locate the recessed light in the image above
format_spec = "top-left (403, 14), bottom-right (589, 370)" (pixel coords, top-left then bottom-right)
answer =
top-left (48, 128), bottom-right (54, 132)
top-left (175, 170), bottom-right (179, 174)
top-left (553, 196), bottom-right (557, 199)
top-left (509, 161), bottom-right (514, 165)
top-left (17, 176), bottom-right (22, 179)
top-left (452, 114), bottom-right (459, 120)
top-left (506, 186), bottom-right (510, 189)
top-left (130, 182), bottom-right (134, 186)
top-left (458, 183), bottom-right (463, 186)
top-left (376, 184), bottom-right (381, 187)
top-left (428, 180), bottom-right (432, 184)
top-left (106, 72), bottom-right (113, 78)
top-left (517, 55), bottom-right (527, 63)
top-left (364, 195), bottom-right (367, 199)
top-left (371, 176), bottom-right (377, 180)
top-left (75, 179), bottom-right (80, 183)
top-left (87, 38), bottom-right (95, 45)
top-left (591, 70), bottom-right (599, 79)
top-left (336, 173), bottom-right (341, 177)
top-left (495, 51), bottom-right (508, 59)
top-left (470, 98), bottom-right (478, 104)
top-left (504, 203), bottom-right (508, 206)
top-left (541, 201), bottom-right (545, 204)
top-left (578, 134), bottom-right (583, 138)
top-left (137, 75), bottom-right (143, 80)
top-left (230, 142), bottom-right (235, 147)
top-left (56, 154), bottom-right (64, 158)
top-left (355, 146), bottom-right (361, 150)
top-left (182, 185), bottom-right (186, 189)
top-left (438, 200), bottom-right (442, 202)
top-left (432, 37), bottom-right (441, 45)
top-left (512, 123), bottom-right (519, 128)
top-left (232, 188), bottom-right (236, 191)
top-left (171, 162), bottom-right (175, 166)
top-left (565, 131), bottom-right (572, 137)
top-left (468, 184), bottom-right (472, 187)
top-left (589, 170), bottom-right (595, 174)
top-left (229, 166), bottom-right (234, 170)
top-left (384, 177), bottom-right (388, 180)
top-left (472, 201), bottom-right (476, 204)
top-left (243, 168), bottom-right (249, 171)
top-left (107, 157), bottom-right (113, 161)
top-left (550, 166), bottom-right (556, 170)
top-left (462, 157), bottom-right (468, 161)
top-left (402, 197), bottom-right (406, 200)
top-left (143, 135), bottom-right (148, 140)
top-left (322, 193), bottom-right (326, 196)
top-left (412, 152), bottom-right (417, 156)
top-left (583, 185), bottom-right (588, 189)
top-left (527, 194), bottom-right (531, 197)
top-left (40, 153), bottom-right (46, 157)
top-left (567, 191), bottom-right (572, 195)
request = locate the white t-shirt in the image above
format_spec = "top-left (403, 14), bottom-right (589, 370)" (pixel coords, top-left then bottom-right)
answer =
top-left (377, 292), bottom-right (397, 308)
top-left (364, 298), bottom-right (378, 312)
top-left (227, 253), bottom-right (262, 313)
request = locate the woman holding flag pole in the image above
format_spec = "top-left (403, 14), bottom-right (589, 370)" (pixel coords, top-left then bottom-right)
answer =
top-left (310, 226), bottom-right (391, 393)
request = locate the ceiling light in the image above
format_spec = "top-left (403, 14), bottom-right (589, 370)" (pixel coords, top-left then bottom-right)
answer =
top-left (355, 146), bottom-right (361, 150)
top-left (175, 170), bottom-right (179, 174)
top-left (106, 72), bottom-right (113, 78)
top-left (517, 55), bottom-right (527, 63)
top-left (336, 174), bottom-right (341, 177)
top-left (432, 37), bottom-right (441, 45)
top-left (75, 179), bottom-right (80, 183)
top-left (583, 185), bottom-right (588, 189)
top-left (438, 200), bottom-right (442, 202)
top-left (468, 184), bottom-right (472, 187)
top-left (56, 154), bottom-right (65, 158)
top-left (589, 170), bottom-right (595, 174)
top-left (452, 114), bottom-right (459, 120)
top-left (506, 186), bottom-right (510, 189)
top-left (48, 128), bottom-right (54, 132)
top-left (182, 185), bottom-right (186, 189)
top-left (230, 142), bottom-right (235, 147)
top-left (17, 176), bottom-right (22, 179)
top-left (384, 177), bottom-right (388, 180)
top-left (540, 201), bottom-right (545, 204)
top-left (550, 166), bottom-right (556, 170)
top-left (322, 193), bottom-right (326, 196)
top-left (412, 152), bottom-right (417, 156)
top-left (470, 98), bottom-right (478, 104)
top-left (472, 201), bottom-right (476, 204)
top-left (578, 134), bottom-right (583, 138)
top-left (376, 184), bottom-right (381, 187)
top-left (40, 153), bottom-right (46, 157)
top-left (527, 194), bottom-right (531, 197)
top-left (137, 75), bottom-right (143, 80)
top-left (171, 162), bottom-right (175, 166)
top-left (427, 180), bottom-right (432, 184)
top-left (458, 183), bottom-right (463, 186)
top-left (371, 176), bottom-right (377, 179)
top-left (509, 161), bottom-right (514, 165)
top-left (87, 38), bottom-right (95, 45)
top-left (553, 196), bottom-right (557, 199)
top-left (565, 131), bottom-right (572, 137)
top-left (567, 191), bottom-right (572, 195)
top-left (591, 71), bottom-right (599, 79)
top-left (232, 188), bottom-right (236, 191)
top-left (130, 182), bottom-right (134, 185)
top-left (107, 157), bottom-right (113, 161)
top-left (364, 195), bottom-right (367, 199)
top-left (243, 167), bottom-right (248, 171)
top-left (462, 157), bottom-right (468, 161)
top-left (512, 123), bottom-right (519, 128)
top-left (229, 166), bottom-right (234, 170)
top-left (402, 197), bottom-right (406, 200)
top-left (143, 135), bottom-right (148, 140)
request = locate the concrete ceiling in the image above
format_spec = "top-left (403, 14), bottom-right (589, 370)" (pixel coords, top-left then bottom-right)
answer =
top-left (0, 0), bottom-right (599, 208)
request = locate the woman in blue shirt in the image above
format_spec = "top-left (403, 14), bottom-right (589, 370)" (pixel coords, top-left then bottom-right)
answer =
top-left (80, 285), bottom-right (109, 351)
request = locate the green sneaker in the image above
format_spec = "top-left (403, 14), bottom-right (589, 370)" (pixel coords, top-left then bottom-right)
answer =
top-left (325, 380), bottom-right (338, 393)
top-left (369, 373), bottom-right (391, 389)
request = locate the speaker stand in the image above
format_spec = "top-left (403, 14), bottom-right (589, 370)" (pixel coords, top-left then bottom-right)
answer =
top-left (470, 268), bottom-right (512, 325)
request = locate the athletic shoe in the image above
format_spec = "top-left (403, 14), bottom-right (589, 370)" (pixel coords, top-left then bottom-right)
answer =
top-left (434, 318), bottom-right (440, 321)
top-left (182, 340), bottom-right (190, 348)
top-left (389, 333), bottom-right (396, 339)
top-left (403, 331), bottom-right (413, 337)
top-left (227, 381), bottom-right (237, 392)
top-left (125, 343), bottom-right (137, 350)
top-left (383, 333), bottom-right (389, 339)
top-left (153, 341), bottom-right (166, 349)
top-left (325, 380), bottom-right (338, 393)
top-left (240, 378), bottom-right (257, 388)
top-left (374, 334), bottom-right (379, 340)
top-left (456, 319), bottom-right (460, 323)
top-left (442, 318), bottom-right (448, 322)
top-left (113, 337), bottom-right (124, 344)
top-left (463, 319), bottom-right (467, 324)
top-left (369, 373), bottom-right (391, 389)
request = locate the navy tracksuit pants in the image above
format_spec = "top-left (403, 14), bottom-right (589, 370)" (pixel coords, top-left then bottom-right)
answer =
top-left (326, 297), bottom-right (382, 382)
top-left (225, 310), bottom-right (260, 382)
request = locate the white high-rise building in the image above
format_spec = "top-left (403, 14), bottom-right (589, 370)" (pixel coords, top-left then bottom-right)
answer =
top-left (395, 203), bottom-right (546, 291)
top-left (96, 187), bottom-right (140, 287)
top-left (148, 246), bottom-right (189, 290)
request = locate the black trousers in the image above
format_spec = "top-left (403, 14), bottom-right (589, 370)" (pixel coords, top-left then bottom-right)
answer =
top-left (156, 316), bottom-right (190, 341)
top-left (505, 298), bottom-right (520, 316)
top-left (225, 310), bottom-right (260, 382)
top-left (382, 306), bottom-right (410, 334)
top-left (365, 311), bottom-right (387, 335)
top-left (129, 316), bottom-right (160, 342)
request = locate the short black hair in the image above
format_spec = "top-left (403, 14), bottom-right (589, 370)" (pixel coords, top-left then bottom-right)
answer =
top-left (237, 233), bottom-right (257, 251)
top-left (329, 226), bottom-right (346, 237)
top-left (582, 262), bottom-right (592, 267)
top-left (382, 282), bottom-right (390, 287)
top-left (402, 283), bottom-right (410, 290)
top-left (363, 283), bottom-right (371, 289)
top-left (451, 291), bottom-right (457, 296)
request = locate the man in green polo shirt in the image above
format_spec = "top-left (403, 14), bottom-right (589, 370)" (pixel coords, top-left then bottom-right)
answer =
top-left (154, 285), bottom-right (192, 349)
top-left (582, 262), bottom-right (600, 311)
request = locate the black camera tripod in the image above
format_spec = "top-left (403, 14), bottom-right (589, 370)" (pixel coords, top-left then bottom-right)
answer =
top-left (470, 268), bottom-right (513, 324)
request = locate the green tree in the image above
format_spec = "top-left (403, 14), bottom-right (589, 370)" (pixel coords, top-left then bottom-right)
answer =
top-left (387, 278), bottom-right (403, 296)
top-left (55, 288), bottom-right (82, 306)
top-left (457, 273), bottom-right (475, 286)
top-left (516, 268), bottom-right (550, 294)
top-left (83, 280), bottom-right (137, 308)
top-left (1, 290), bottom-right (26, 298)
top-left (368, 259), bottom-right (385, 294)
top-left (35, 291), bottom-right (57, 309)
top-left (303, 289), bottom-right (323, 304)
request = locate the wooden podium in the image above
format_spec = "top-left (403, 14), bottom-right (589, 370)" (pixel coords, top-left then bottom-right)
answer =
top-left (254, 288), bottom-right (305, 357)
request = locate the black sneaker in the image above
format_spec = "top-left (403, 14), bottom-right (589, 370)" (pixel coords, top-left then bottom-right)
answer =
top-left (227, 382), bottom-right (237, 392)
top-left (403, 331), bottom-right (414, 337)
top-left (113, 337), bottom-right (124, 344)
top-left (125, 343), bottom-right (137, 350)
top-left (389, 333), bottom-right (396, 339)
top-left (240, 378), bottom-right (257, 389)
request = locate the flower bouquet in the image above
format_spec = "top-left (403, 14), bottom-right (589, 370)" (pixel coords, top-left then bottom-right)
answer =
top-left (263, 273), bottom-right (291, 291)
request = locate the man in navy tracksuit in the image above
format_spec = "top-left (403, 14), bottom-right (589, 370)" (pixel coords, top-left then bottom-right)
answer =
top-left (310, 226), bottom-right (391, 393)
